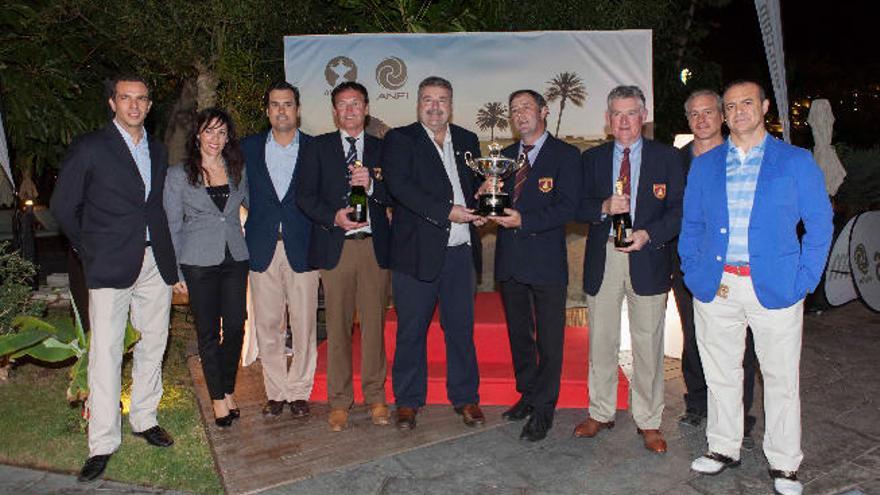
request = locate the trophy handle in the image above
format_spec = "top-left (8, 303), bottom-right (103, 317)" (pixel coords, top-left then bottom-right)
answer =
top-left (516, 152), bottom-right (528, 169)
top-left (463, 151), bottom-right (473, 166)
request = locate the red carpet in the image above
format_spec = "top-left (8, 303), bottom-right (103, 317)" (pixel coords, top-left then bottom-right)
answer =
top-left (310, 292), bottom-right (629, 409)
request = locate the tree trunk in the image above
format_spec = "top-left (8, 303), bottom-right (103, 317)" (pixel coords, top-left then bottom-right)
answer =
top-left (195, 61), bottom-right (218, 111)
top-left (163, 79), bottom-right (198, 167)
top-left (555, 99), bottom-right (566, 137)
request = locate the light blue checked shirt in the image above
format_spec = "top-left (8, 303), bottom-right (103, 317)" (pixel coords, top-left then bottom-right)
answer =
top-left (113, 119), bottom-right (151, 241)
top-left (724, 134), bottom-right (767, 265)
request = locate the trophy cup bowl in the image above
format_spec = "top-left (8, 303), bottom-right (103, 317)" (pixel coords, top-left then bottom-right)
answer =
top-left (464, 143), bottom-right (526, 217)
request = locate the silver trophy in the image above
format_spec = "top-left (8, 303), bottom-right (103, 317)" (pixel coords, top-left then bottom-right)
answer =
top-left (464, 142), bottom-right (527, 216)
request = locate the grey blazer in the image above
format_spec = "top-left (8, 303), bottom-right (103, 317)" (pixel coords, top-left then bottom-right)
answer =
top-left (164, 164), bottom-right (249, 277)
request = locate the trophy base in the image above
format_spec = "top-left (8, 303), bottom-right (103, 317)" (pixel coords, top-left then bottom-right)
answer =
top-left (477, 193), bottom-right (510, 217)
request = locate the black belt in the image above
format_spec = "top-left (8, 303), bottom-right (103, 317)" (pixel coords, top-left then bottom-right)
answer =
top-left (277, 231), bottom-right (284, 241)
top-left (145, 241), bottom-right (152, 247)
top-left (345, 232), bottom-right (372, 240)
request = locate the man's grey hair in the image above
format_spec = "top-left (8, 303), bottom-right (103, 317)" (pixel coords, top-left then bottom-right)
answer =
top-left (418, 76), bottom-right (453, 98)
top-left (684, 89), bottom-right (722, 115)
top-left (606, 85), bottom-right (646, 110)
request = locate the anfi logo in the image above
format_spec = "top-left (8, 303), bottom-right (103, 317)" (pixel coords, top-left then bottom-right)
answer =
top-left (325, 56), bottom-right (357, 86)
top-left (376, 57), bottom-right (407, 90)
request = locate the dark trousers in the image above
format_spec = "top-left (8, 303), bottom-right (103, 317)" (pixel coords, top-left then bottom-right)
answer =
top-left (499, 279), bottom-right (566, 421)
top-left (391, 245), bottom-right (480, 408)
top-left (672, 248), bottom-right (757, 416)
top-left (181, 251), bottom-right (249, 401)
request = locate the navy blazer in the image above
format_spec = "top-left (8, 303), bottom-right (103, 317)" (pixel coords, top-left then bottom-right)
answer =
top-left (382, 122), bottom-right (482, 282)
top-left (679, 136), bottom-right (833, 309)
top-left (295, 131), bottom-right (391, 269)
top-left (495, 134), bottom-right (581, 286)
top-left (241, 131), bottom-right (313, 273)
top-left (578, 139), bottom-right (685, 296)
top-left (50, 123), bottom-right (178, 289)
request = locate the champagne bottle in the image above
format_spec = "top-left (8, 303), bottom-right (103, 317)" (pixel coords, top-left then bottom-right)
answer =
top-left (612, 178), bottom-right (633, 248)
top-left (348, 160), bottom-right (368, 222)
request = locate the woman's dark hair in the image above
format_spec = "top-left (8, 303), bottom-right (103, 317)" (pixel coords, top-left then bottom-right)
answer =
top-left (184, 107), bottom-right (244, 187)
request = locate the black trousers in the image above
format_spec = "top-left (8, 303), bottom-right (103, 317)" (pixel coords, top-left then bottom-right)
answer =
top-left (499, 279), bottom-right (566, 421)
top-left (181, 251), bottom-right (249, 401)
top-left (671, 247), bottom-right (757, 416)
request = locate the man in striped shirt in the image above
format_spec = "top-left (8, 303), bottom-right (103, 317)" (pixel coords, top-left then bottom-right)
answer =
top-left (679, 80), bottom-right (833, 495)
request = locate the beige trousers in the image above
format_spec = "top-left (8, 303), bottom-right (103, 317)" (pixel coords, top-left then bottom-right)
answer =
top-left (250, 241), bottom-right (320, 402)
top-left (695, 271), bottom-right (804, 472)
top-left (320, 238), bottom-right (389, 410)
top-left (87, 248), bottom-right (172, 456)
top-left (586, 241), bottom-right (667, 429)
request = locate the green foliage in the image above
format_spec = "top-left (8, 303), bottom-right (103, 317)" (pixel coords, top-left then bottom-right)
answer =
top-left (0, 241), bottom-right (43, 335)
top-left (835, 145), bottom-right (880, 214)
top-left (0, 2), bottom-right (109, 175)
top-left (0, 296), bottom-right (141, 402)
top-left (0, 313), bottom-right (221, 493)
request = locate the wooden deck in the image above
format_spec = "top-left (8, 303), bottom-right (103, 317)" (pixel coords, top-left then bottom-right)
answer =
top-left (188, 357), bottom-right (505, 494)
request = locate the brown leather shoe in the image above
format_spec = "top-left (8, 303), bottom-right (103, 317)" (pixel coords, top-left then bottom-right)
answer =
top-left (638, 428), bottom-right (668, 453)
top-left (328, 409), bottom-right (348, 432)
top-left (369, 403), bottom-right (390, 426)
top-left (396, 407), bottom-right (417, 430)
top-left (573, 417), bottom-right (615, 438)
top-left (454, 403), bottom-right (486, 427)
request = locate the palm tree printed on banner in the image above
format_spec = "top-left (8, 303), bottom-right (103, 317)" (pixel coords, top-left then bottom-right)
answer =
top-left (544, 72), bottom-right (587, 137)
top-left (475, 102), bottom-right (509, 141)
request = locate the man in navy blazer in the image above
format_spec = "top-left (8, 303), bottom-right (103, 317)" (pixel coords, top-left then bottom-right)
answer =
top-left (573, 86), bottom-right (685, 454)
top-left (681, 81), bottom-right (832, 495)
top-left (51, 75), bottom-right (179, 482)
top-left (242, 81), bottom-right (320, 419)
top-left (491, 89), bottom-right (581, 441)
top-left (382, 76), bottom-right (485, 430)
top-left (296, 81), bottom-right (392, 432)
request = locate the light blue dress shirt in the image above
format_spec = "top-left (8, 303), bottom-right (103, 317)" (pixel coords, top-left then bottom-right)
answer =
top-left (611, 137), bottom-right (643, 220)
top-left (265, 130), bottom-right (300, 201)
top-left (518, 131), bottom-right (549, 165)
top-left (113, 119), bottom-right (152, 241)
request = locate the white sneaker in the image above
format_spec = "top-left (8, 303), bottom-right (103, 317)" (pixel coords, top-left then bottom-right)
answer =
top-left (771, 470), bottom-right (802, 495)
top-left (691, 452), bottom-right (741, 475)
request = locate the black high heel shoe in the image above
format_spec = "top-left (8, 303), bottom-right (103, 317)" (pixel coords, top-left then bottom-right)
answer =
top-left (215, 414), bottom-right (234, 427)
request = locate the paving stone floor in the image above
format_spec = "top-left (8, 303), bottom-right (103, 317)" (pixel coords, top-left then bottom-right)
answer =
top-left (1, 302), bottom-right (877, 494)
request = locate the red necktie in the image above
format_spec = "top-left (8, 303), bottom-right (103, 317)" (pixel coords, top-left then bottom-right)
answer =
top-left (513, 144), bottom-right (535, 203)
top-left (619, 147), bottom-right (631, 195)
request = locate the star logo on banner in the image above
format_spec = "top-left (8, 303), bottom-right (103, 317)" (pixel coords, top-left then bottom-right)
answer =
top-left (325, 56), bottom-right (358, 86)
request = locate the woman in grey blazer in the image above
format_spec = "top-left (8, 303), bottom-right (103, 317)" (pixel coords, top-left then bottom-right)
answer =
top-left (164, 108), bottom-right (249, 427)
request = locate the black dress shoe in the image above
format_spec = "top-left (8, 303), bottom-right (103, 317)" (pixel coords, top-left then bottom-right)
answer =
top-left (215, 414), bottom-right (234, 428)
top-left (502, 400), bottom-right (533, 421)
top-left (520, 414), bottom-right (551, 442)
top-left (262, 400), bottom-right (285, 417)
top-left (78, 454), bottom-right (111, 482)
top-left (228, 408), bottom-right (240, 420)
top-left (132, 425), bottom-right (174, 447)
top-left (290, 400), bottom-right (310, 418)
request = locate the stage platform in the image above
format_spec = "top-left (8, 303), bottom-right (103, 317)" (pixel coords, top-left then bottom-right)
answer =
top-left (308, 292), bottom-right (629, 409)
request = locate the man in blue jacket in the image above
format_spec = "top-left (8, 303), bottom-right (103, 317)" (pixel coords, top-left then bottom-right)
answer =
top-left (680, 80), bottom-right (833, 495)
top-left (242, 81), bottom-right (320, 419)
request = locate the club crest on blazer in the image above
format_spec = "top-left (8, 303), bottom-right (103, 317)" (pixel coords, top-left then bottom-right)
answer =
top-left (653, 183), bottom-right (666, 199)
top-left (538, 177), bottom-right (554, 193)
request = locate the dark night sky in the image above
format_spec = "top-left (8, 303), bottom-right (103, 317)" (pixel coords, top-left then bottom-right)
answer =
top-left (700, 0), bottom-right (876, 88)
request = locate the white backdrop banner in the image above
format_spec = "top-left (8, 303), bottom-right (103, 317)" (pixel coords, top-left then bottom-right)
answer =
top-left (284, 31), bottom-right (653, 141)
